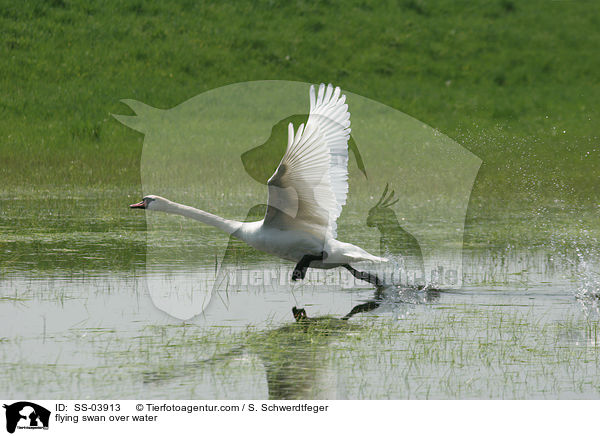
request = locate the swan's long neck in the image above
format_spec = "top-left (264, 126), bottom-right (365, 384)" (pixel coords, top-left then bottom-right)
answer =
top-left (160, 200), bottom-right (242, 235)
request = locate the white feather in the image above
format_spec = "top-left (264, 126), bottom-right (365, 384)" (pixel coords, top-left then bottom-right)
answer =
top-left (265, 83), bottom-right (351, 239)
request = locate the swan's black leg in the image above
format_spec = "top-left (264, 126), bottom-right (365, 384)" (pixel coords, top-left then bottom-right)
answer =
top-left (341, 287), bottom-right (385, 320)
top-left (343, 264), bottom-right (383, 286)
top-left (341, 301), bottom-right (380, 320)
top-left (292, 252), bottom-right (325, 281)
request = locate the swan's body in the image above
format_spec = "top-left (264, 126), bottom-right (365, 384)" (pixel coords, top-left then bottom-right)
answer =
top-left (238, 220), bottom-right (383, 268)
top-left (130, 84), bottom-right (386, 284)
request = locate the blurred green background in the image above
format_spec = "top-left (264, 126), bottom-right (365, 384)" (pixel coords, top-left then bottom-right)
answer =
top-left (1, 0), bottom-right (598, 272)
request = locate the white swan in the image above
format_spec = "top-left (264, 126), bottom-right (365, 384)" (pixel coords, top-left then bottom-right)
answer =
top-left (130, 83), bottom-right (387, 285)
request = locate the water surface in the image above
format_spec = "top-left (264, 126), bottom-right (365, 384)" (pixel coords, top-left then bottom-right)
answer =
top-left (1, 196), bottom-right (599, 399)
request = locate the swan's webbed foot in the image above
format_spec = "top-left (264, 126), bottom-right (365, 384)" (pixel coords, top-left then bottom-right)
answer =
top-left (343, 264), bottom-right (383, 286)
top-left (291, 252), bottom-right (325, 281)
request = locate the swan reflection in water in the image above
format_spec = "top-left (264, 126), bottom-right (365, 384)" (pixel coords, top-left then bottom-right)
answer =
top-left (143, 284), bottom-right (441, 399)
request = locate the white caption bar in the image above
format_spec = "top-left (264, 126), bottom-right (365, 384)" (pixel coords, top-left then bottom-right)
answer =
top-left (0, 400), bottom-right (596, 435)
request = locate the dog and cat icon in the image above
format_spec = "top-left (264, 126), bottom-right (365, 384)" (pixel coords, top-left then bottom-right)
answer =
top-left (3, 402), bottom-right (50, 434)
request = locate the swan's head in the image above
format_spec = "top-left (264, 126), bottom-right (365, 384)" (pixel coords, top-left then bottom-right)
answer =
top-left (129, 195), bottom-right (169, 211)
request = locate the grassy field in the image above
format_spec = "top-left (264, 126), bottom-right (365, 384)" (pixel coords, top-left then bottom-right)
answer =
top-left (1, 0), bottom-right (598, 193)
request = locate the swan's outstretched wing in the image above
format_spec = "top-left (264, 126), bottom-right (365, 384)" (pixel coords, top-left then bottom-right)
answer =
top-left (265, 83), bottom-right (350, 239)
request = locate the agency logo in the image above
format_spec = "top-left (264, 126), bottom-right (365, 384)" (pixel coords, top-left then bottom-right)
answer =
top-left (3, 402), bottom-right (50, 434)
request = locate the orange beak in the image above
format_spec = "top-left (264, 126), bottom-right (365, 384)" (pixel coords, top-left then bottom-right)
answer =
top-left (129, 200), bottom-right (146, 209)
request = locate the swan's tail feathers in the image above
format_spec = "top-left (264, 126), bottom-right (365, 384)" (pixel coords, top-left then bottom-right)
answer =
top-left (327, 240), bottom-right (388, 265)
top-left (346, 252), bottom-right (388, 264)
top-left (371, 254), bottom-right (389, 263)
top-left (362, 254), bottom-right (389, 263)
